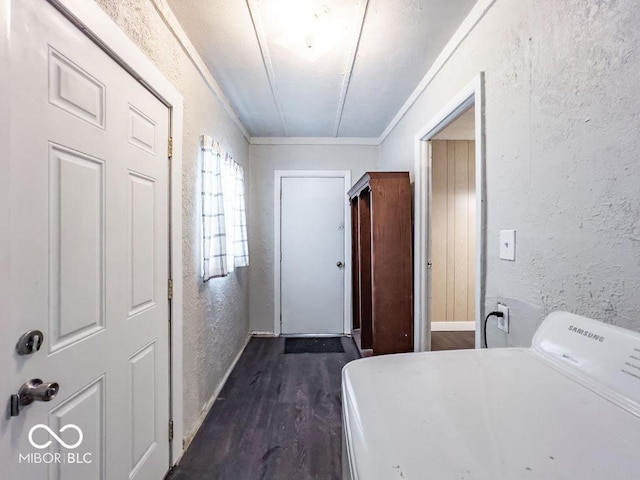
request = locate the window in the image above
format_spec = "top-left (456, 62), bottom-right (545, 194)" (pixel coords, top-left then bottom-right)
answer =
top-left (201, 135), bottom-right (248, 281)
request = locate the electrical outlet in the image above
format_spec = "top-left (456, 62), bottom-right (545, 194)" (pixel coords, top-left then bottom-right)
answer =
top-left (497, 303), bottom-right (509, 333)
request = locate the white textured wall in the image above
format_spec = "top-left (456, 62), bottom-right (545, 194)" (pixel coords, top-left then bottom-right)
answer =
top-left (379, 0), bottom-right (640, 347)
top-left (248, 144), bottom-right (378, 333)
top-left (94, 0), bottom-right (251, 440)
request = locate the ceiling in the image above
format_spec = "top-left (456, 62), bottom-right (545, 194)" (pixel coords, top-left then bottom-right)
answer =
top-left (166, 0), bottom-right (478, 138)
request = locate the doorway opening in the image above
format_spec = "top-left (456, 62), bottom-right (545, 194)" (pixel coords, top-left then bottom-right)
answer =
top-left (428, 106), bottom-right (476, 351)
top-left (413, 74), bottom-right (485, 351)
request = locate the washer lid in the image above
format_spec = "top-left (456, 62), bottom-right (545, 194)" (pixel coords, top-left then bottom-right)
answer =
top-left (532, 311), bottom-right (640, 412)
top-left (342, 314), bottom-right (640, 480)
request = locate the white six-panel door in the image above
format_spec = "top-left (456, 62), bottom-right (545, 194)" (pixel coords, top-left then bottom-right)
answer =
top-left (1, 1), bottom-right (171, 478)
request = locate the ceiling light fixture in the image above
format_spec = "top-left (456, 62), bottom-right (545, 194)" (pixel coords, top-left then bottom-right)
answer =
top-left (273, 1), bottom-right (346, 62)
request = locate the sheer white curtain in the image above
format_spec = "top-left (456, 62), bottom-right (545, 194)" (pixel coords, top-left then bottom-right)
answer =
top-left (201, 135), bottom-right (249, 281)
top-left (221, 153), bottom-right (249, 272)
top-left (201, 136), bottom-right (227, 280)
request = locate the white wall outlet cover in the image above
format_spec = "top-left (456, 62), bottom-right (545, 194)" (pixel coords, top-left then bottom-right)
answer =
top-left (499, 229), bottom-right (516, 261)
top-left (497, 303), bottom-right (510, 333)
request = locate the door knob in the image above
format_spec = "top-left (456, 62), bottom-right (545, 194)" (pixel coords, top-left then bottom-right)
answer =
top-left (10, 379), bottom-right (60, 417)
top-left (336, 261), bottom-right (344, 268)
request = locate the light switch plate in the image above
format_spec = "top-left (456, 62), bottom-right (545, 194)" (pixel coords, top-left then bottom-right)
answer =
top-left (499, 229), bottom-right (516, 261)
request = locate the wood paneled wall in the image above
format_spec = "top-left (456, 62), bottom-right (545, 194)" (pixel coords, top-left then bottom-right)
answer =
top-left (430, 140), bottom-right (476, 323)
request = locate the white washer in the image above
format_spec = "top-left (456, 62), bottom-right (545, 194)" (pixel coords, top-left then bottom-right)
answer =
top-left (342, 312), bottom-right (640, 479)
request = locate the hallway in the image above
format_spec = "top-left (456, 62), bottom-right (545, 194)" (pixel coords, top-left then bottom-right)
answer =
top-left (4, 1), bottom-right (640, 478)
top-left (167, 337), bottom-right (359, 479)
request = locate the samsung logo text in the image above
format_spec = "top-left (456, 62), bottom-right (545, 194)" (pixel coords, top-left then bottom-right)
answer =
top-left (568, 325), bottom-right (605, 342)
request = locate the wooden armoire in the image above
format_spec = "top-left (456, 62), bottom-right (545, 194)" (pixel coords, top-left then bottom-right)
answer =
top-left (348, 171), bottom-right (413, 356)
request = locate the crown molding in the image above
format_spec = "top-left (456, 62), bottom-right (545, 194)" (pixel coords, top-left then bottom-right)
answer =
top-left (151, 0), bottom-right (251, 141)
top-left (250, 137), bottom-right (380, 146)
top-left (378, 0), bottom-right (498, 143)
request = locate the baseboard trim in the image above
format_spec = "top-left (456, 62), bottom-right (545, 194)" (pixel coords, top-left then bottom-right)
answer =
top-left (181, 332), bottom-right (251, 453)
top-left (431, 321), bottom-right (475, 331)
top-left (251, 331), bottom-right (278, 337)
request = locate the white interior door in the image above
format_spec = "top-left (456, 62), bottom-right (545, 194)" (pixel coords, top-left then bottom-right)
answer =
top-left (280, 176), bottom-right (345, 335)
top-left (1, 1), bottom-right (170, 479)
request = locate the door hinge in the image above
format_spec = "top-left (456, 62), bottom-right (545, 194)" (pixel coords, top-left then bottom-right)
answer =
top-left (169, 419), bottom-right (174, 442)
top-left (168, 278), bottom-right (173, 300)
top-left (168, 136), bottom-right (173, 159)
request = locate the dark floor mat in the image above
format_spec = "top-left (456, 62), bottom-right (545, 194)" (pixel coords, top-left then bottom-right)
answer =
top-left (284, 337), bottom-right (345, 354)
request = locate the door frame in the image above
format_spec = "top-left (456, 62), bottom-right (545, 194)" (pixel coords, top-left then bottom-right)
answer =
top-left (274, 170), bottom-right (352, 336)
top-left (413, 73), bottom-right (485, 351)
top-left (45, 0), bottom-right (185, 464)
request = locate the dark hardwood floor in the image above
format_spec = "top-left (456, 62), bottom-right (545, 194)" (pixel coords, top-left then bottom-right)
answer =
top-left (167, 336), bottom-right (360, 480)
top-left (431, 330), bottom-right (476, 351)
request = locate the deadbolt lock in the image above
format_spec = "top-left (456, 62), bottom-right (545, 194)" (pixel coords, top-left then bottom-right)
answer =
top-left (16, 330), bottom-right (44, 355)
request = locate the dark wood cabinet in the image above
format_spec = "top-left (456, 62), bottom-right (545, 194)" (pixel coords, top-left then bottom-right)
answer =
top-left (348, 172), bottom-right (413, 355)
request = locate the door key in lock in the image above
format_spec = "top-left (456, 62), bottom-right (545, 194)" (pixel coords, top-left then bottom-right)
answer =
top-left (16, 330), bottom-right (44, 355)
top-left (10, 379), bottom-right (59, 417)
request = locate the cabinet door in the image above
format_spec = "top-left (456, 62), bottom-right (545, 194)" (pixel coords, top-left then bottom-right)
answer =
top-left (370, 178), bottom-right (413, 354)
top-left (350, 198), bottom-right (361, 330)
top-left (357, 191), bottom-right (373, 349)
